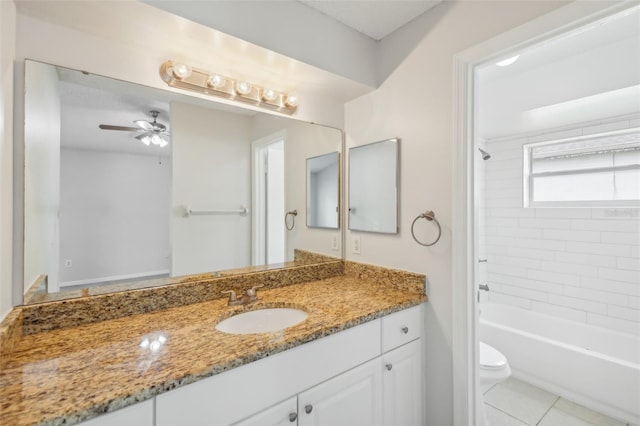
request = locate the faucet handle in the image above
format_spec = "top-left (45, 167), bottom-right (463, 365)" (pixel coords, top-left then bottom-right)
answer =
top-left (222, 290), bottom-right (237, 303)
top-left (246, 284), bottom-right (265, 297)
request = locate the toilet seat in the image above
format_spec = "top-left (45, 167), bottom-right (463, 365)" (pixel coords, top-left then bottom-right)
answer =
top-left (480, 341), bottom-right (507, 370)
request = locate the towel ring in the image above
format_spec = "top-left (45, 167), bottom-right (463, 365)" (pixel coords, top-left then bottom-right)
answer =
top-left (411, 210), bottom-right (441, 247)
top-left (285, 209), bottom-right (298, 231)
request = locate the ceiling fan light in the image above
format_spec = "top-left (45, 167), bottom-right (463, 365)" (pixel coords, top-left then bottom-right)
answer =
top-left (207, 74), bottom-right (226, 89)
top-left (262, 88), bottom-right (278, 102)
top-left (158, 138), bottom-right (169, 148)
top-left (236, 81), bottom-right (252, 96)
top-left (172, 63), bottom-right (192, 80)
top-left (150, 134), bottom-right (163, 145)
top-left (139, 135), bottom-right (152, 146)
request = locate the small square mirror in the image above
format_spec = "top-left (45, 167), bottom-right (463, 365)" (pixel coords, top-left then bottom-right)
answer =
top-left (348, 138), bottom-right (399, 233)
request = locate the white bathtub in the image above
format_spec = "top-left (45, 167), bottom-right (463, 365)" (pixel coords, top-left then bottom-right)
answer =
top-left (479, 303), bottom-right (640, 425)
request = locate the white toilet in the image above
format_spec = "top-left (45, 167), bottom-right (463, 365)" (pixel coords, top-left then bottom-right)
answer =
top-left (479, 341), bottom-right (511, 425)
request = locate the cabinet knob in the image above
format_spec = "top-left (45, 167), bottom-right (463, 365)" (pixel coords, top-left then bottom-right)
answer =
top-left (289, 412), bottom-right (298, 422)
top-left (386, 363), bottom-right (393, 371)
top-left (305, 404), bottom-right (313, 414)
top-left (401, 326), bottom-right (409, 334)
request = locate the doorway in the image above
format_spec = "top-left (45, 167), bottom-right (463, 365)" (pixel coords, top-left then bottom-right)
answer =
top-left (252, 133), bottom-right (286, 266)
top-left (451, 2), bottom-right (638, 425)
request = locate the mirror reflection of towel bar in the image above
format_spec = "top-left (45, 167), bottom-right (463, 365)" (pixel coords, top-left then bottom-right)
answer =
top-left (185, 205), bottom-right (248, 217)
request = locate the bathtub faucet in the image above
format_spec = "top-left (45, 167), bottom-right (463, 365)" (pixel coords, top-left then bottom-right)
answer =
top-left (479, 284), bottom-right (490, 291)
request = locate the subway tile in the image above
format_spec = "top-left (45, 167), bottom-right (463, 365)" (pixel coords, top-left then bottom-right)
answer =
top-left (492, 255), bottom-right (542, 270)
top-left (488, 274), bottom-right (565, 294)
top-left (484, 245), bottom-right (556, 261)
top-left (519, 217), bottom-right (574, 229)
top-left (486, 235), bottom-right (515, 247)
top-left (601, 232), bottom-right (640, 245)
top-left (513, 238), bottom-right (565, 251)
top-left (484, 188), bottom-right (522, 200)
top-left (540, 261), bottom-right (598, 277)
top-left (571, 219), bottom-right (637, 232)
top-left (564, 286), bottom-right (628, 307)
top-left (587, 312), bottom-right (640, 335)
top-left (629, 296), bottom-right (639, 309)
top-left (487, 264), bottom-right (530, 278)
top-left (485, 217), bottom-right (519, 228)
top-left (483, 179), bottom-right (521, 191)
top-left (554, 252), bottom-right (617, 268)
top-left (542, 229), bottom-right (600, 243)
top-left (528, 270), bottom-right (581, 286)
top-left (582, 276), bottom-right (640, 296)
top-left (488, 137), bottom-right (528, 151)
top-left (566, 241), bottom-right (631, 257)
top-left (591, 208), bottom-right (640, 221)
top-left (532, 301), bottom-right (587, 322)
top-left (496, 284), bottom-right (547, 302)
top-left (535, 209), bottom-right (592, 219)
top-left (489, 208), bottom-right (536, 218)
top-left (616, 257), bottom-right (640, 271)
top-left (489, 292), bottom-right (533, 309)
top-left (607, 305), bottom-right (640, 322)
top-left (484, 198), bottom-right (523, 208)
top-left (547, 294), bottom-right (606, 314)
top-left (598, 267), bottom-right (640, 284)
top-left (629, 117), bottom-right (640, 127)
top-left (485, 226), bottom-right (543, 239)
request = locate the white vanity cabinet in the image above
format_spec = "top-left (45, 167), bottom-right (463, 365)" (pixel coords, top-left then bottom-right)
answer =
top-left (297, 357), bottom-right (383, 426)
top-left (153, 304), bottom-right (423, 426)
top-left (76, 399), bottom-right (154, 426)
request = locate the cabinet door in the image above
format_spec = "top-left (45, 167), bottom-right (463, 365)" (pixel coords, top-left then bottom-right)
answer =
top-left (234, 396), bottom-right (298, 426)
top-left (382, 339), bottom-right (422, 426)
top-left (77, 399), bottom-right (154, 426)
top-left (298, 358), bottom-right (382, 426)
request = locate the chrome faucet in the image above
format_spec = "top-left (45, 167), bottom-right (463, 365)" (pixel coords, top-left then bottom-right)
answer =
top-left (222, 285), bottom-right (265, 306)
top-left (479, 283), bottom-right (490, 291)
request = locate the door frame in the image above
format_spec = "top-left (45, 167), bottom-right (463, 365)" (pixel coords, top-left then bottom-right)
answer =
top-left (450, 2), bottom-right (636, 424)
top-left (251, 130), bottom-right (286, 266)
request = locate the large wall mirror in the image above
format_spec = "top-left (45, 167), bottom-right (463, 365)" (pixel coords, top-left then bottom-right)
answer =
top-left (306, 152), bottom-right (339, 229)
top-left (348, 138), bottom-right (399, 234)
top-left (22, 60), bottom-right (343, 304)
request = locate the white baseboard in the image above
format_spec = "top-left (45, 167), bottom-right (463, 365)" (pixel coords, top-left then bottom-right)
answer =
top-left (59, 270), bottom-right (170, 288)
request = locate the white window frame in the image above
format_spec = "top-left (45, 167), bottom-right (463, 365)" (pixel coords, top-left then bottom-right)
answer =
top-left (523, 127), bottom-right (640, 208)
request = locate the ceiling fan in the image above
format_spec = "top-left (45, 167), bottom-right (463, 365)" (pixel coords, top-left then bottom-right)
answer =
top-left (99, 110), bottom-right (170, 147)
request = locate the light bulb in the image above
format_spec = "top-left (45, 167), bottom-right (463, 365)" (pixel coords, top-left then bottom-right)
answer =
top-left (139, 135), bottom-right (151, 146)
top-left (262, 88), bottom-right (278, 102)
top-left (151, 134), bottom-right (162, 145)
top-left (236, 81), bottom-right (252, 95)
top-left (284, 95), bottom-right (298, 107)
top-left (158, 138), bottom-right (169, 148)
top-left (172, 63), bottom-right (192, 80)
top-left (496, 55), bottom-right (520, 67)
top-left (207, 74), bottom-right (226, 89)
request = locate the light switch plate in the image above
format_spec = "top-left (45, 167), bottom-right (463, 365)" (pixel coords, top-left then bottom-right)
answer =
top-left (352, 236), bottom-right (361, 254)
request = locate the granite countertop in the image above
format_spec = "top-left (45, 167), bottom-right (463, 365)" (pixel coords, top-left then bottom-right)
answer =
top-left (0, 273), bottom-right (426, 426)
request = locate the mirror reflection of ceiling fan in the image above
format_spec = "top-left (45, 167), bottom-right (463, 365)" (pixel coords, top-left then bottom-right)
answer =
top-left (99, 110), bottom-right (170, 147)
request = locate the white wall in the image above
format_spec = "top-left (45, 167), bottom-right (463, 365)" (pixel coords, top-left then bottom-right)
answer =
top-left (23, 60), bottom-right (60, 292)
top-left (171, 102), bottom-right (252, 276)
top-left (251, 115), bottom-right (342, 259)
top-left (479, 115), bottom-right (640, 335)
top-left (344, 2), bottom-right (566, 424)
top-left (59, 148), bottom-right (171, 285)
top-left (0, 0), bottom-right (15, 318)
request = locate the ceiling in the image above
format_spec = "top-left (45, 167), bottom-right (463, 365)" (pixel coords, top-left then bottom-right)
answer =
top-left (476, 4), bottom-right (640, 140)
top-left (297, 0), bottom-right (441, 41)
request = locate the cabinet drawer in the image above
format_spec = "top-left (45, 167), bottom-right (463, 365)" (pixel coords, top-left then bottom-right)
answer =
top-left (381, 305), bottom-right (421, 352)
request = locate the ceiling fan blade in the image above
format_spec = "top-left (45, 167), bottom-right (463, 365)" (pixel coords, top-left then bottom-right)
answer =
top-left (99, 124), bottom-right (140, 131)
top-left (134, 120), bottom-right (154, 131)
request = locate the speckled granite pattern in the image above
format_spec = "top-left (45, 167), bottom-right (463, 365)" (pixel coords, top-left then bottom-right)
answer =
top-left (20, 261), bottom-right (344, 335)
top-left (22, 253), bottom-right (340, 305)
top-left (345, 260), bottom-right (425, 294)
top-left (293, 249), bottom-right (340, 264)
top-left (0, 277), bottom-right (426, 426)
top-left (0, 308), bottom-right (23, 355)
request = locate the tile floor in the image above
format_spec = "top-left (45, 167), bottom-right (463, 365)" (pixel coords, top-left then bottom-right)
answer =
top-left (483, 377), bottom-right (628, 426)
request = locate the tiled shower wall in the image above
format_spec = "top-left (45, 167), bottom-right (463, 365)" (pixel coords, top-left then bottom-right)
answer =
top-left (479, 114), bottom-right (640, 335)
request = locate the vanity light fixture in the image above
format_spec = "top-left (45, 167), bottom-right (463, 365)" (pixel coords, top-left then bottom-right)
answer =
top-left (160, 60), bottom-right (298, 114)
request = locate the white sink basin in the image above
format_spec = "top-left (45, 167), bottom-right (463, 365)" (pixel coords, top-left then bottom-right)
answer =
top-left (215, 308), bottom-right (308, 334)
